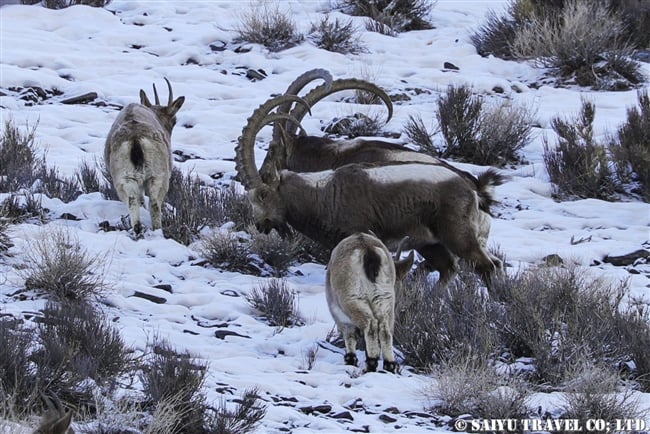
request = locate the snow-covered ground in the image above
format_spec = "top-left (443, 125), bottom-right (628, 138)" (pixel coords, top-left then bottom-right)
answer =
top-left (1, 1), bottom-right (649, 432)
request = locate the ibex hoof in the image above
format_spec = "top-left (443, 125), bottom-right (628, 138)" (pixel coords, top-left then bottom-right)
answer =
top-left (365, 357), bottom-right (379, 372)
top-left (383, 360), bottom-right (398, 373)
top-left (133, 222), bottom-right (144, 239)
top-left (344, 353), bottom-right (358, 366)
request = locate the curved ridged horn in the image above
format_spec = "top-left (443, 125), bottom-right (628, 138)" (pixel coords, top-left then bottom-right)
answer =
top-left (152, 82), bottom-right (160, 105)
top-left (287, 78), bottom-right (394, 136)
top-left (271, 69), bottom-right (333, 144)
top-left (235, 94), bottom-right (310, 190)
top-left (164, 77), bottom-right (173, 107)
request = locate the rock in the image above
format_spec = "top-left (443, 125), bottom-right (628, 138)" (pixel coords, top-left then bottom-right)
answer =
top-left (131, 291), bottom-right (166, 304)
top-left (603, 249), bottom-right (650, 266)
top-left (379, 414), bottom-right (397, 423)
top-left (153, 283), bottom-right (173, 293)
top-left (61, 92), bottom-right (98, 105)
top-left (443, 61), bottom-right (459, 70)
top-left (331, 410), bottom-right (354, 420)
top-left (214, 330), bottom-right (251, 340)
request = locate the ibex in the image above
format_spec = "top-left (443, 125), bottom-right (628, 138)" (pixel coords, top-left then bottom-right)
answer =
top-left (104, 78), bottom-right (185, 237)
top-left (236, 76), bottom-right (504, 285)
top-left (327, 233), bottom-right (414, 373)
top-left (32, 394), bottom-right (74, 434)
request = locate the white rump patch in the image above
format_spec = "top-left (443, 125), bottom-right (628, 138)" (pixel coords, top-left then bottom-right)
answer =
top-left (366, 163), bottom-right (457, 184)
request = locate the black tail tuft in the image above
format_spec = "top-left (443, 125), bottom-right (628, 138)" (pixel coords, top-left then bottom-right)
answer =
top-left (476, 168), bottom-right (508, 214)
top-left (363, 248), bottom-right (382, 283)
top-left (130, 138), bottom-right (145, 169)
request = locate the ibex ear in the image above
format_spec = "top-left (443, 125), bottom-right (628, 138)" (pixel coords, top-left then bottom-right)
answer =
top-left (140, 89), bottom-right (152, 107)
top-left (395, 251), bottom-right (415, 281)
top-left (168, 96), bottom-right (185, 115)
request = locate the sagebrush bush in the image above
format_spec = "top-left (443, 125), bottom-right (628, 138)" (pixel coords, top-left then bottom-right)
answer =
top-left (33, 300), bottom-right (132, 406)
top-left (0, 192), bottom-right (47, 224)
top-left (510, 0), bottom-right (642, 90)
top-left (609, 90), bottom-right (650, 201)
top-left (200, 228), bottom-right (301, 277)
top-left (162, 168), bottom-right (230, 245)
top-left (427, 359), bottom-right (531, 420)
top-left (247, 278), bottom-right (302, 327)
top-left (559, 363), bottom-right (646, 433)
top-left (322, 112), bottom-right (383, 138)
top-left (436, 84), bottom-right (534, 166)
top-left (38, 165), bottom-right (82, 203)
top-left (339, 0), bottom-right (435, 33)
top-left (0, 218), bottom-right (12, 254)
top-left (543, 99), bottom-right (619, 200)
top-left (490, 266), bottom-right (631, 386)
top-left (394, 269), bottom-right (498, 369)
top-left (76, 159), bottom-right (102, 194)
top-left (21, 0), bottom-right (112, 8)
top-left (402, 113), bottom-right (436, 155)
top-left (0, 119), bottom-right (42, 193)
top-left (236, 3), bottom-right (303, 52)
top-left (204, 388), bottom-right (266, 434)
top-left (248, 228), bottom-right (301, 277)
top-left (0, 318), bottom-right (38, 418)
top-left (471, 7), bottom-right (520, 60)
top-left (140, 338), bottom-right (207, 433)
top-left (22, 226), bottom-right (106, 300)
top-left (200, 231), bottom-right (258, 275)
top-left (309, 15), bottom-right (363, 54)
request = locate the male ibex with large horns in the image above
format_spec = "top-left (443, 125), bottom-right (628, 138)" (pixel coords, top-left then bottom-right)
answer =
top-left (104, 78), bottom-right (185, 237)
top-left (238, 71), bottom-right (504, 284)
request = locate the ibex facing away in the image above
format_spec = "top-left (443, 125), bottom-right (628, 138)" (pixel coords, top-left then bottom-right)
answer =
top-left (104, 78), bottom-right (185, 237)
top-left (327, 233), bottom-right (414, 373)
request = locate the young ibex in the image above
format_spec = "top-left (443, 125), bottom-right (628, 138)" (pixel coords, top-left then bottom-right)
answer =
top-left (32, 394), bottom-right (74, 434)
top-left (236, 80), bottom-right (504, 286)
top-left (327, 233), bottom-right (414, 373)
top-left (104, 78), bottom-right (185, 237)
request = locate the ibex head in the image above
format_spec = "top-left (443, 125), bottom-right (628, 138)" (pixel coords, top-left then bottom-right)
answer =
top-left (235, 71), bottom-right (394, 236)
top-left (139, 77), bottom-right (185, 135)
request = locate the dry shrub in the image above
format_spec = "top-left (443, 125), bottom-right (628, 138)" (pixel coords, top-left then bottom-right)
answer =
top-left (394, 269), bottom-right (499, 369)
top-left (162, 168), bottom-right (232, 245)
top-left (309, 15), bottom-right (364, 54)
top-left (236, 3), bottom-right (303, 52)
top-left (427, 358), bottom-right (531, 420)
top-left (543, 99), bottom-right (619, 200)
top-left (33, 300), bottom-right (132, 408)
top-left (510, 0), bottom-right (642, 90)
top-left (490, 265), bottom-right (632, 386)
top-left (0, 192), bottom-right (47, 224)
top-left (0, 318), bottom-right (39, 419)
top-left (436, 84), bottom-right (534, 166)
top-left (402, 113), bottom-right (436, 155)
top-left (200, 228), bottom-right (301, 277)
top-left (321, 112), bottom-right (383, 138)
top-left (339, 0), bottom-right (435, 33)
top-left (246, 278), bottom-right (302, 327)
top-left (559, 363), bottom-right (647, 434)
top-left (21, 226), bottom-right (106, 301)
top-left (0, 119), bottom-right (42, 193)
top-left (0, 218), bottom-right (12, 254)
top-left (21, 0), bottom-right (112, 8)
top-left (609, 90), bottom-right (650, 201)
top-left (140, 338), bottom-right (208, 434)
top-left (203, 388), bottom-right (266, 434)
